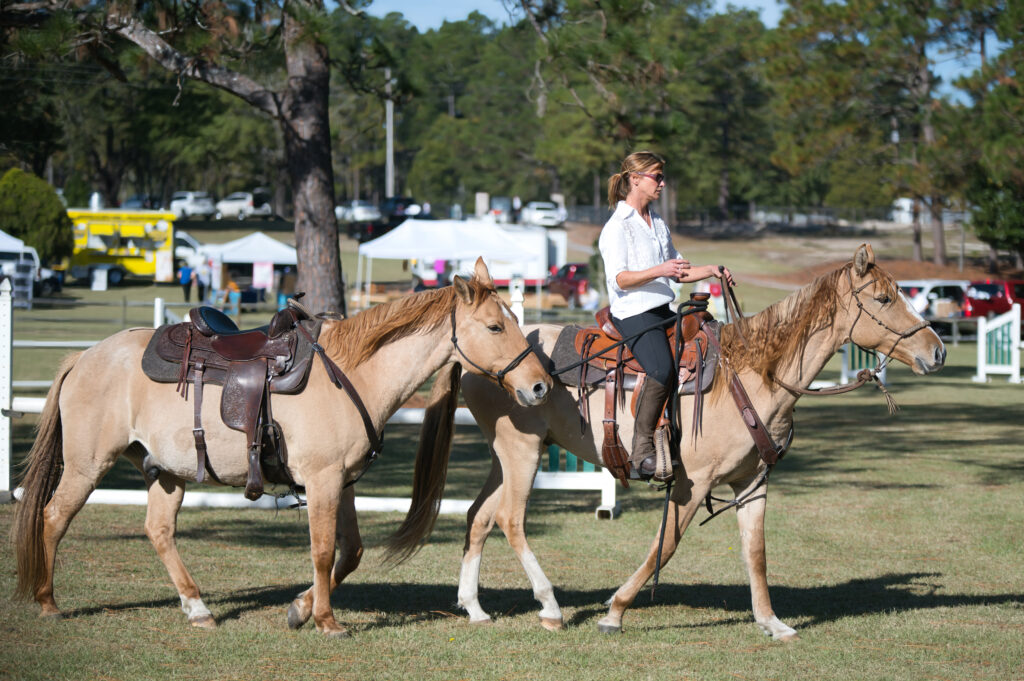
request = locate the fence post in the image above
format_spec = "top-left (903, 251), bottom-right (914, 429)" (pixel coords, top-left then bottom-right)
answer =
top-left (1, 279), bottom-right (12, 496)
top-left (973, 315), bottom-right (988, 382)
top-left (154, 297), bottom-right (165, 328)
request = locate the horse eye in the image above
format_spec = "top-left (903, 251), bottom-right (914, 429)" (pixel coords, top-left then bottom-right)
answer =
top-left (488, 324), bottom-right (503, 333)
top-left (875, 294), bottom-right (891, 305)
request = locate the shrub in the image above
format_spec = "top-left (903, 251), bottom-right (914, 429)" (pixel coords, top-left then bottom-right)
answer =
top-left (0, 167), bottom-right (73, 262)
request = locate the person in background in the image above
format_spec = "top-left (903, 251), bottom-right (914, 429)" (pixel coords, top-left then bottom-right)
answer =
top-left (194, 260), bottom-right (211, 303)
top-left (512, 195), bottom-right (522, 223)
top-left (178, 262), bottom-right (194, 302)
top-left (599, 150), bottom-right (734, 480)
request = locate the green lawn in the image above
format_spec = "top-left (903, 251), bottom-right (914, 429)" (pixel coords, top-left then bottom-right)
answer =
top-left (2, 337), bottom-right (1022, 680)
top-left (2, 228), bottom-right (1021, 680)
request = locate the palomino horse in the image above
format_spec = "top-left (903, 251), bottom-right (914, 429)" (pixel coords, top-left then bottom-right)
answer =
top-left (13, 258), bottom-right (551, 637)
top-left (455, 244), bottom-right (945, 638)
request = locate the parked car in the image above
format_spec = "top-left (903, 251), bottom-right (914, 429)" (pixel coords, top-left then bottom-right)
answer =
top-left (215, 189), bottom-right (273, 220)
top-left (547, 262), bottom-right (590, 307)
top-left (898, 279), bottom-right (968, 317)
top-left (34, 266), bottom-right (63, 297)
top-left (963, 280), bottom-right (1024, 318)
top-left (489, 196), bottom-right (512, 223)
top-left (335, 199), bottom-right (382, 224)
top-left (169, 191), bottom-right (217, 219)
top-left (174, 230), bottom-right (205, 261)
top-left (122, 193), bottom-right (162, 209)
top-left (521, 201), bottom-right (566, 227)
top-left (380, 196), bottom-right (421, 227)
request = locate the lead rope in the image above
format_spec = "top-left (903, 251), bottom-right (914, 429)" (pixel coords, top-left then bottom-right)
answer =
top-left (650, 479), bottom-right (673, 601)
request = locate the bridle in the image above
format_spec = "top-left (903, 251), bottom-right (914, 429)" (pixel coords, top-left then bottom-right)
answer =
top-left (770, 266), bottom-right (932, 408)
top-left (449, 299), bottom-right (535, 390)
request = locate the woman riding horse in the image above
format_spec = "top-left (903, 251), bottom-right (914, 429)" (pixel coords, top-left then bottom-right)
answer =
top-left (600, 150), bottom-right (734, 480)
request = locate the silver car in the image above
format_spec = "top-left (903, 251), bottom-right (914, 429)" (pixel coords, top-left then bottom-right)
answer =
top-left (215, 190), bottom-right (273, 220)
top-left (170, 191), bottom-right (217, 219)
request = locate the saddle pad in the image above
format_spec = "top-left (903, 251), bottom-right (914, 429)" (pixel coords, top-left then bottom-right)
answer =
top-left (547, 326), bottom-right (637, 390)
top-left (549, 322), bottom-right (720, 396)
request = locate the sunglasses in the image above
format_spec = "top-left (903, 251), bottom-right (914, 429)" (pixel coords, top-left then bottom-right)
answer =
top-left (636, 171), bottom-right (666, 184)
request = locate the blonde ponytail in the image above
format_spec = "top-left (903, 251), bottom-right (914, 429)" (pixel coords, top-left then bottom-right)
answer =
top-left (606, 151), bottom-right (666, 209)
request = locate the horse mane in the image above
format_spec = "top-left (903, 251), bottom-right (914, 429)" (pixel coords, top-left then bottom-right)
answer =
top-left (319, 277), bottom-right (495, 368)
top-left (719, 259), bottom-right (898, 384)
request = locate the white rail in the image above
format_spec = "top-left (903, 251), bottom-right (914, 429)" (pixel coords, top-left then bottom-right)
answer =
top-left (1, 284), bottom-right (617, 517)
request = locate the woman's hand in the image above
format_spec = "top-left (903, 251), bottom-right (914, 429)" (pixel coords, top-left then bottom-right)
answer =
top-left (659, 258), bottom-right (691, 281)
top-left (712, 265), bottom-right (736, 286)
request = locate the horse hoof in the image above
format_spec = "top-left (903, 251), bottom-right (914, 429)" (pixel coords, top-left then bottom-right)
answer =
top-left (597, 622), bottom-right (621, 634)
top-left (777, 632), bottom-right (800, 643)
top-left (325, 628), bottom-right (351, 639)
top-left (189, 615), bottom-right (217, 629)
top-left (287, 602), bottom-right (310, 630)
top-left (39, 611), bottom-right (63, 622)
top-left (469, 617), bottom-right (493, 626)
top-left (540, 617), bottom-right (563, 632)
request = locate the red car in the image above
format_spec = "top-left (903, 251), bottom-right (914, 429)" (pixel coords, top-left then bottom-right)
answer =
top-left (547, 263), bottom-right (590, 307)
top-left (963, 280), bottom-right (1024, 318)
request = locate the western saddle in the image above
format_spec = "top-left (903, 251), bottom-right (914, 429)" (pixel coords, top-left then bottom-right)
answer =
top-left (142, 299), bottom-right (323, 499)
top-left (569, 293), bottom-right (717, 485)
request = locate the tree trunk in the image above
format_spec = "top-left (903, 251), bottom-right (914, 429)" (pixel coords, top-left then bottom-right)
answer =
top-left (717, 167), bottom-right (730, 219)
top-left (928, 195), bottom-right (947, 267)
top-left (988, 245), bottom-right (999, 274)
top-left (281, 11), bottom-right (344, 315)
top-left (911, 199), bottom-right (923, 262)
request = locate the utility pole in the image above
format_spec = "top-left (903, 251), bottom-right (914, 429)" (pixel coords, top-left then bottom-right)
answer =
top-left (385, 67), bottom-right (395, 198)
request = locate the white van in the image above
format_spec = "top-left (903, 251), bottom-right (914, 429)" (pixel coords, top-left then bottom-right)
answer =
top-left (898, 279), bottom-right (968, 317)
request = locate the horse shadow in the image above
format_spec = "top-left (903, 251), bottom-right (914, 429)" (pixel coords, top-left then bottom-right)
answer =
top-left (60, 571), bottom-right (1024, 634)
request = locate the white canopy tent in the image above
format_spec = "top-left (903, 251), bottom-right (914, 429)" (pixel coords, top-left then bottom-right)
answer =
top-left (200, 231), bottom-right (297, 265)
top-left (355, 218), bottom-right (540, 308)
top-left (0, 229), bottom-right (26, 251)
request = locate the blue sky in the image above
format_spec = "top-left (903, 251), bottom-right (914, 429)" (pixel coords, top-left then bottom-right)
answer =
top-left (367, 0), bottom-right (784, 31)
top-left (365, 1), bottom-right (977, 95)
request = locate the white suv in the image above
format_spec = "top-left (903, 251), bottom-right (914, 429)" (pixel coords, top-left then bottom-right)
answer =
top-left (215, 189), bottom-right (273, 220)
top-left (170, 191), bottom-right (216, 219)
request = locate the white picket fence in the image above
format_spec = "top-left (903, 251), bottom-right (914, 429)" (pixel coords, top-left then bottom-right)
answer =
top-left (0, 280), bottom-right (618, 516)
top-left (973, 303), bottom-right (1022, 384)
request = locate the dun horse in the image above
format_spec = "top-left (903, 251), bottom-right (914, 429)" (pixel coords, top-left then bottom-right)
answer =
top-left (12, 259), bottom-right (551, 637)
top-left (455, 245), bottom-right (945, 638)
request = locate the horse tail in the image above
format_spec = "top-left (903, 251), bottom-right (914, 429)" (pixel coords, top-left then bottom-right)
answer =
top-left (11, 352), bottom-right (80, 599)
top-left (382, 361), bottom-right (462, 565)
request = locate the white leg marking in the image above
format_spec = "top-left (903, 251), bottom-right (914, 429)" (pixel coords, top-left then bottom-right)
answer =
top-left (179, 595), bottom-right (212, 620)
top-left (520, 550), bottom-right (561, 620)
top-left (757, 615), bottom-right (798, 640)
top-left (457, 555), bottom-right (491, 622)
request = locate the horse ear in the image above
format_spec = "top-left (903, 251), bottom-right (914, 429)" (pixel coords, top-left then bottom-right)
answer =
top-left (854, 243), bottom-right (875, 276)
top-left (473, 257), bottom-right (493, 287)
top-left (452, 275), bottom-right (475, 305)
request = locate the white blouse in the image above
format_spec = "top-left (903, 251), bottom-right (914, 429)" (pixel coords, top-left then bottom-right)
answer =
top-left (598, 201), bottom-right (682, 319)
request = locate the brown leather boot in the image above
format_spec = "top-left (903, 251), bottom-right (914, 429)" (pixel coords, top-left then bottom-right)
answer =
top-left (630, 377), bottom-right (672, 480)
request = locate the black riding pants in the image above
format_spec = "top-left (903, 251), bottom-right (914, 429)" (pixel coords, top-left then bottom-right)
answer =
top-left (611, 304), bottom-right (677, 387)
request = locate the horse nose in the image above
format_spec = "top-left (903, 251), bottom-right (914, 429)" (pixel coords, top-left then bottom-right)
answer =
top-left (532, 381), bottom-right (549, 400)
top-left (934, 345), bottom-right (946, 366)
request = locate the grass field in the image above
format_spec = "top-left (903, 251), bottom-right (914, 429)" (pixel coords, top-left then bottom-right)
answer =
top-left (2, 228), bottom-right (1022, 680)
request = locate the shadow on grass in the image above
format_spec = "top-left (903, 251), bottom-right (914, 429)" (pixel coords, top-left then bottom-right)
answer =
top-left (57, 571), bottom-right (1024, 634)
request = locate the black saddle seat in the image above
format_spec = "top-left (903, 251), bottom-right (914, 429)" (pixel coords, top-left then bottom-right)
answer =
top-left (189, 305), bottom-right (299, 339)
top-left (190, 306), bottom-right (254, 336)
